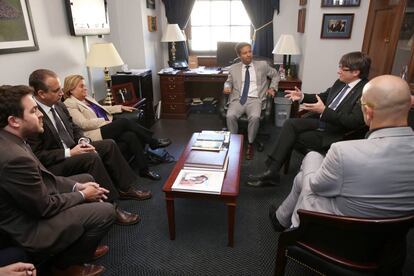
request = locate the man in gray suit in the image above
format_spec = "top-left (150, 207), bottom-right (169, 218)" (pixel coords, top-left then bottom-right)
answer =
top-left (269, 75), bottom-right (414, 231)
top-left (224, 42), bottom-right (279, 160)
top-left (0, 85), bottom-right (114, 275)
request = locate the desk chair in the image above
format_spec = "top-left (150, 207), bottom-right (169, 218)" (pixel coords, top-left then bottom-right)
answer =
top-left (219, 93), bottom-right (273, 152)
top-left (275, 209), bottom-right (414, 276)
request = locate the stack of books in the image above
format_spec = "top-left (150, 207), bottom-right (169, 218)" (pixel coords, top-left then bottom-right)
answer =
top-left (171, 131), bottom-right (231, 195)
top-left (191, 131), bottom-right (230, 151)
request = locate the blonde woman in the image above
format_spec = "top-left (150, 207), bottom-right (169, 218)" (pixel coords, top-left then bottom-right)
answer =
top-left (63, 74), bottom-right (171, 180)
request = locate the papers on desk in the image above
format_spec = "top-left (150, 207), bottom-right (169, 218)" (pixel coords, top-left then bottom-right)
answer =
top-left (184, 67), bottom-right (221, 75)
top-left (158, 67), bottom-right (180, 74)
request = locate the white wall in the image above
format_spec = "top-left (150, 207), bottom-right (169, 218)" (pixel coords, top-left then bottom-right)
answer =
top-left (0, 1), bottom-right (88, 87)
top-left (0, 1), bottom-right (370, 104)
top-left (273, 1), bottom-right (370, 94)
top-left (108, 0), bottom-right (165, 105)
top-left (300, 1), bottom-right (370, 93)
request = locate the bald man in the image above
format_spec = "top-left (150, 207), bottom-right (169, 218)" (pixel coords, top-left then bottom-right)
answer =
top-left (269, 75), bottom-right (414, 231)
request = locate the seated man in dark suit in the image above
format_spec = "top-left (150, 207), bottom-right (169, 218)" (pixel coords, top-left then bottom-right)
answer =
top-left (248, 51), bottom-right (371, 187)
top-left (27, 69), bottom-right (151, 225)
top-left (0, 85), bottom-right (114, 275)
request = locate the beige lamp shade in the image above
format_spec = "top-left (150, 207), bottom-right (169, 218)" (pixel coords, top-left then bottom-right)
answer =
top-left (272, 34), bottom-right (301, 55)
top-left (161, 24), bottom-right (186, 42)
top-left (86, 43), bottom-right (124, 68)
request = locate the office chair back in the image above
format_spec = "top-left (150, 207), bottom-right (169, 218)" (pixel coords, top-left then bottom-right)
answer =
top-left (275, 209), bottom-right (414, 276)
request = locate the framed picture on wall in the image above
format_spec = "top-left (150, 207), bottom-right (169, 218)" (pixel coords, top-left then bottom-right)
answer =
top-left (299, 0), bottom-right (307, 5)
top-left (321, 0), bottom-right (360, 7)
top-left (321, 13), bottom-right (354, 39)
top-left (0, 0), bottom-right (38, 54)
top-left (147, 16), bottom-right (157, 32)
top-left (298, 8), bottom-right (306, 33)
top-left (146, 0), bottom-right (155, 9)
top-left (111, 82), bottom-right (138, 106)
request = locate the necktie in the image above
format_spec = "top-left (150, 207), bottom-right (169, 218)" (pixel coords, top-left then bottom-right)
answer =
top-left (50, 107), bottom-right (75, 148)
top-left (240, 65), bottom-right (250, 105)
top-left (329, 84), bottom-right (350, 110)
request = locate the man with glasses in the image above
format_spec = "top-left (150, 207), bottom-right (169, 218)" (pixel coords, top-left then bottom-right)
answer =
top-left (248, 51), bottom-right (371, 187)
top-left (269, 75), bottom-right (414, 231)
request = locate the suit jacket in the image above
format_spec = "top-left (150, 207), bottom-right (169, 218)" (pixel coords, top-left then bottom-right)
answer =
top-left (64, 96), bottom-right (122, 141)
top-left (299, 127), bottom-right (414, 221)
top-left (0, 130), bottom-right (84, 252)
top-left (28, 101), bottom-right (84, 168)
top-left (224, 60), bottom-right (279, 106)
top-left (303, 79), bottom-right (368, 133)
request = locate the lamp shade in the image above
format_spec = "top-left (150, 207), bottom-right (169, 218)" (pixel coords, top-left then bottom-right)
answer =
top-left (86, 43), bottom-right (124, 68)
top-left (272, 34), bottom-right (300, 55)
top-left (161, 24), bottom-right (186, 42)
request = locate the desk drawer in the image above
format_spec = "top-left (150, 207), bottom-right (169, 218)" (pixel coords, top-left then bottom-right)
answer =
top-left (162, 91), bottom-right (186, 103)
top-left (162, 103), bottom-right (188, 114)
top-left (160, 76), bottom-right (184, 92)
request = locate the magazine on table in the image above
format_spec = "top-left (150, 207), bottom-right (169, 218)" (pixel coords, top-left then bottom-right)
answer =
top-left (171, 169), bottom-right (225, 194)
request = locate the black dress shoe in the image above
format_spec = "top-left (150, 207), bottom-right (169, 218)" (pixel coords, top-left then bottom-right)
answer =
top-left (139, 169), bottom-right (161, 181)
top-left (115, 207), bottom-right (140, 226)
top-left (248, 169), bottom-right (280, 181)
top-left (269, 204), bottom-right (286, 232)
top-left (149, 138), bottom-right (172, 149)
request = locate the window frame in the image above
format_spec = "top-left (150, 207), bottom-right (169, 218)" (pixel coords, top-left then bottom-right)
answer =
top-left (186, 0), bottom-right (252, 56)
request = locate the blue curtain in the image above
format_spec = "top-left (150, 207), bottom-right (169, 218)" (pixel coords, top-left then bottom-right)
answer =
top-left (161, 0), bottom-right (196, 62)
top-left (241, 0), bottom-right (279, 59)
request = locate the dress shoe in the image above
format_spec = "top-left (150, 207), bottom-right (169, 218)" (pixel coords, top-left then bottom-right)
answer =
top-left (246, 143), bottom-right (254, 160)
top-left (269, 204), bottom-right (286, 232)
top-left (115, 207), bottom-right (140, 225)
top-left (92, 245), bottom-right (109, 261)
top-left (119, 188), bottom-right (152, 200)
top-left (149, 138), bottom-right (172, 150)
top-left (51, 264), bottom-right (105, 276)
top-left (248, 168), bottom-right (280, 182)
top-left (139, 169), bottom-right (161, 181)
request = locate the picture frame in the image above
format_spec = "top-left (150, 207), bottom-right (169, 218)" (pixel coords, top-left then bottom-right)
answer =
top-left (111, 82), bottom-right (138, 106)
top-left (146, 0), bottom-right (155, 9)
top-left (147, 16), bottom-right (157, 32)
top-left (297, 8), bottom-right (306, 33)
top-left (321, 13), bottom-right (354, 39)
top-left (299, 0), bottom-right (307, 6)
top-left (321, 0), bottom-right (360, 7)
top-left (0, 0), bottom-right (38, 54)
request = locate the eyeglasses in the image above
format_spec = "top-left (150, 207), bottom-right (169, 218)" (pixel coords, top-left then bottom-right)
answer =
top-left (338, 65), bottom-right (352, 72)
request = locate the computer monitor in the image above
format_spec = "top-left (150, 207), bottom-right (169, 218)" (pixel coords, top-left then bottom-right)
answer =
top-left (216, 42), bottom-right (239, 68)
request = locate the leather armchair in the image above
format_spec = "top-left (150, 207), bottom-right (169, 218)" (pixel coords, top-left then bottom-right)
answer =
top-left (275, 209), bottom-right (414, 276)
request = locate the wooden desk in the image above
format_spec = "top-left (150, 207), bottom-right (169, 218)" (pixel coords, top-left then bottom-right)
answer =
top-left (162, 133), bottom-right (243, 247)
top-left (159, 71), bottom-right (302, 119)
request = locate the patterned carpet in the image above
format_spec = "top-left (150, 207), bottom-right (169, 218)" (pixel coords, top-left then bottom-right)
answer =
top-left (95, 114), bottom-right (414, 276)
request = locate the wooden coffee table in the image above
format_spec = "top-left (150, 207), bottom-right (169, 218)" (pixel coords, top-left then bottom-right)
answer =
top-left (162, 133), bottom-right (243, 247)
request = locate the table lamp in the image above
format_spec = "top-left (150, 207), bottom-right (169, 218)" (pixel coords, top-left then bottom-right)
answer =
top-left (161, 24), bottom-right (186, 68)
top-left (272, 34), bottom-right (301, 77)
top-left (86, 42), bottom-right (124, 104)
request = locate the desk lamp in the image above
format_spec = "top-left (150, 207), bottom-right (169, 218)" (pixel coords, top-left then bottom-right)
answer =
top-left (161, 24), bottom-right (186, 68)
top-left (86, 42), bottom-right (124, 104)
top-left (272, 34), bottom-right (300, 77)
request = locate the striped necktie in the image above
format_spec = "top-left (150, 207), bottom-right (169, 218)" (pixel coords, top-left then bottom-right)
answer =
top-left (329, 84), bottom-right (350, 110)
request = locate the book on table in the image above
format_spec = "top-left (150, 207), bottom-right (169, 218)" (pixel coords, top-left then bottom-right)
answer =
top-left (196, 132), bottom-right (225, 142)
top-left (171, 169), bottom-right (225, 194)
top-left (191, 140), bottom-right (223, 151)
top-left (200, 130), bottom-right (230, 144)
top-left (184, 149), bottom-right (228, 170)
